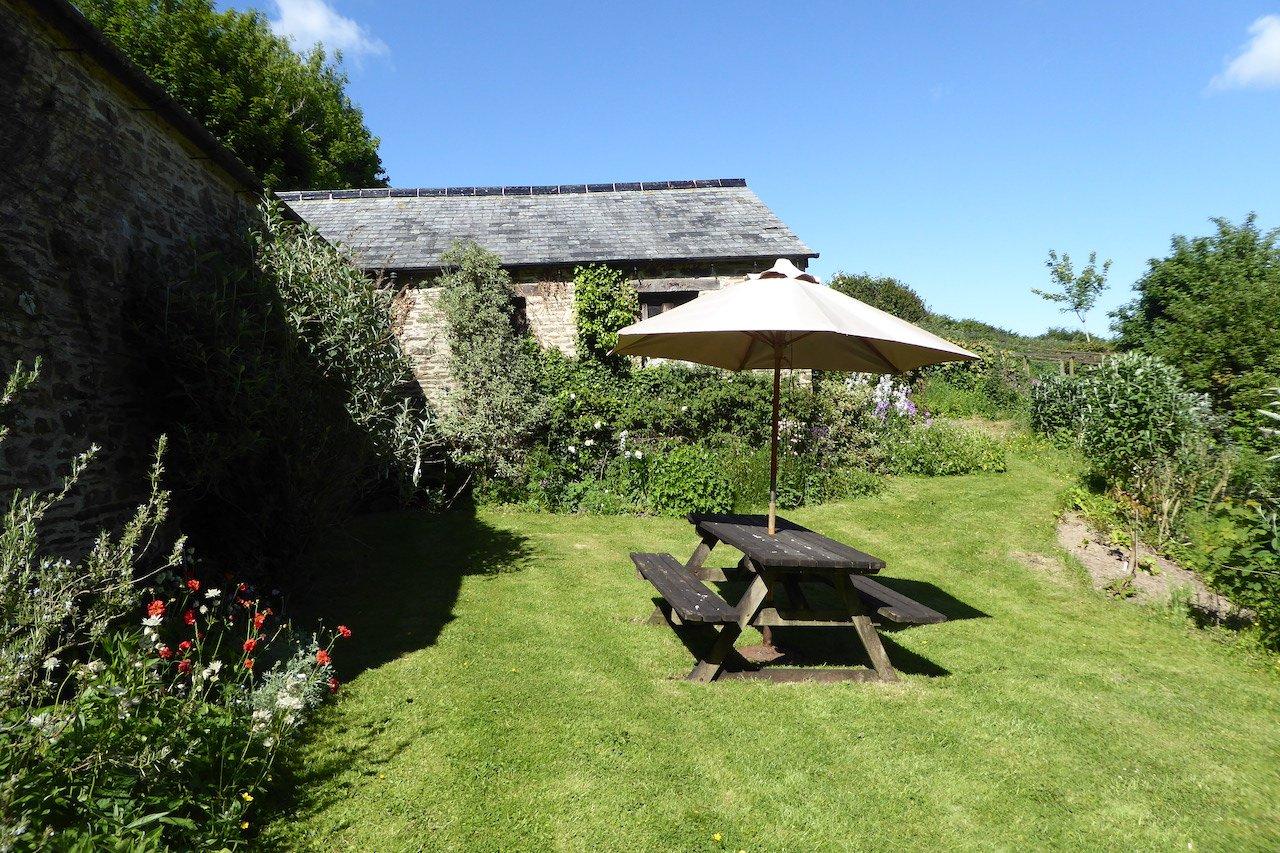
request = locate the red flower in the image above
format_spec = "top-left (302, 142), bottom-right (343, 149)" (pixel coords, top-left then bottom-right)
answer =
top-left (253, 613), bottom-right (267, 631)
top-left (237, 582), bottom-right (248, 593)
top-left (237, 598), bottom-right (253, 609)
top-left (178, 640), bottom-right (193, 653)
top-left (147, 599), bottom-right (166, 618)
top-left (315, 649), bottom-right (331, 666)
top-left (328, 676), bottom-right (340, 695)
top-left (243, 638), bottom-right (257, 654)
top-left (244, 658), bottom-right (255, 670)
top-left (177, 659), bottom-right (192, 675)
top-left (337, 625), bottom-right (352, 639)
top-left (157, 645), bottom-right (173, 660)
top-left (186, 578), bottom-right (201, 592)
top-left (183, 609), bottom-right (196, 626)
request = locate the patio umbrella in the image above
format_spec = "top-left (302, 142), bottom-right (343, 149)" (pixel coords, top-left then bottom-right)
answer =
top-left (612, 258), bottom-right (977, 535)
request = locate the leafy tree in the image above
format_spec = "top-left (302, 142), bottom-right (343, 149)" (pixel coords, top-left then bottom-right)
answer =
top-left (78, 0), bottom-right (385, 189)
top-left (828, 272), bottom-right (928, 322)
top-left (573, 264), bottom-right (638, 371)
top-left (1113, 215), bottom-right (1280, 446)
top-left (437, 242), bottom-right (545, 479)
top-left (1033, 250), bottom-right (1111, 341)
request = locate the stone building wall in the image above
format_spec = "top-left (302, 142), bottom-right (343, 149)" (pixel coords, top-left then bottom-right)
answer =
top-left (0, 0), bottom-right (256, 548)
top-left (391, 257), bottom-right (802, 399)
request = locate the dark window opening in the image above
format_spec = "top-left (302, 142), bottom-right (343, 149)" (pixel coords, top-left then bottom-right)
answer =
top-left (511, 296), bottom-right (530, 336)
top-left (639, 291), bottom-right (697, 319)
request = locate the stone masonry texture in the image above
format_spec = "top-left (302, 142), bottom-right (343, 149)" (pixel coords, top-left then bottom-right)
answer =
top-left (0, 0), bottom-right (256, 549)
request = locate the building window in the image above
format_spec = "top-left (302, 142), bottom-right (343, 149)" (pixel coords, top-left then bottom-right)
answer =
top-left (639, 291), bottom-right (697, 319)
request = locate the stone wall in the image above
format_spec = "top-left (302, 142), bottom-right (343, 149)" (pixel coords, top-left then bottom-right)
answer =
top-left (390, 257), bottom-right (801, 399)
top-left (0, 0), bottom-right (256, 548)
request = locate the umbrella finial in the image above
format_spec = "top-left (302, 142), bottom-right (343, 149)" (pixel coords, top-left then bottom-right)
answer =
top-left (757, 258), bottom-right (820, 285)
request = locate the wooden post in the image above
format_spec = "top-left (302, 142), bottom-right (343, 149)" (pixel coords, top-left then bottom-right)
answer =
top-left (768, 346), bottom-right (782, 536)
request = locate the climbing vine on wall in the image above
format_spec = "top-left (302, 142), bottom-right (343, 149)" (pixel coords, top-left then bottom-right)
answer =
top-left (573, 264), bottom-right (638, 370)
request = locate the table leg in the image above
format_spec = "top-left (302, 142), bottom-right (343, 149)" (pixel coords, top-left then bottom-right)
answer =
top-left (838, 574), bottom-right (898, 682)
top-left (688, 573), bottom-right (770, 683)
top-left (685, 532), bottom-right (719, 576)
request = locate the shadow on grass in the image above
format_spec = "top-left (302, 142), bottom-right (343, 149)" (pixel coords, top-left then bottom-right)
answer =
top-left (291, 509), bottom-right (532, 679)
top-left (652, 573), bottom-right (987, 679)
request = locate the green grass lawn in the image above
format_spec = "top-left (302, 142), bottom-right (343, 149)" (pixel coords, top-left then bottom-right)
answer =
top-left (263, 449), bottom-right (1280, 852)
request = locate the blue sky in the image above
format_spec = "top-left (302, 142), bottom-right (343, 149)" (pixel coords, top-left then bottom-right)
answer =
top-left (248, 1), bottom-right (1280, 336)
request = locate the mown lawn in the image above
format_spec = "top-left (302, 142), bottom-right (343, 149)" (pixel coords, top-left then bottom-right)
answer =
top-left (263, 449), bottom-right (1280, 851)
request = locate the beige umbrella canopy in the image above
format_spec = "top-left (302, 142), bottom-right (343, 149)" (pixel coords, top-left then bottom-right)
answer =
top-left (613, 258), bottom-right (977, 534)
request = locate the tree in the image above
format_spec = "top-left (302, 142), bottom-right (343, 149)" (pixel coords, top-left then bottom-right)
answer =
top-left (827, 272), bottom-right (928, 322)
top-left (1113, 215), bottom-right (1280, 447)
top-left (1033, 250), bottom-right (1111, 341)
top-left (79, 0), bottom-right (385, 190)
top-left (437, 242), bottom-right (545, 480)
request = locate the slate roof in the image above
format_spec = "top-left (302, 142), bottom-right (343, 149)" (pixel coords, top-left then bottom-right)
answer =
top-left (276, 179), bottom-right (816, 270)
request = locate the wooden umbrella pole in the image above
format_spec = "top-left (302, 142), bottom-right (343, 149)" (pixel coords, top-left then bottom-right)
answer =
top-left (768, 345), bottom-right (782, 536)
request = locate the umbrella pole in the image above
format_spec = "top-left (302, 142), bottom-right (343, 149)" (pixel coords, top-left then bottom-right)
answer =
top-left (768, 347), bottom-right (781, 536)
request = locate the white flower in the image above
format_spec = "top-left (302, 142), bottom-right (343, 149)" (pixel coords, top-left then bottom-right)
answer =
top-left (681, 405), bottom-right (689, 412)
top-left (584, 438), bottom-right (594, 447)
top-left (199, 605), bottom-right (209, 614)
top-left (277, 694), bottom-right (304, 711)
top-left (142, 615), bottom-right (162, 628)
top-left (204, 588), bottom-right (221, 599)
top-left (567, 445), bottom-right (576, 455)
top-left (568, 392), bottom-right (576, 400)
top-left (593, 420), bottom-right (602, 429)
top-left (633, 450), bottom-right (643, 460)
top-left (42, 657), bottom-right (60, 671)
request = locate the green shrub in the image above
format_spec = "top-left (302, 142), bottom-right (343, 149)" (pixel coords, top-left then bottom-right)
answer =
top-left (146, 202), bottom-right (443, 577)
top-left (438, 242), bottom-right (546, 479)
top-left (828, 272), bottom-right (928, 322)
top-left (1114, 214), bottom-right (1280, 449)
top-left (1175, 500), bottom-right (1279, 647)
top-left (0, 361), bottom-right (345, 848)
top-left (573, 264), bottom-right (638, 370)
top-left (1030, 353), bottom-right (1211, 487)
top-left (918, 343), bottom-right (1029, 419)
top-left (889, 421), bottom-right (1008, 476)
top-left (647, 444), bottom-right (735, 517)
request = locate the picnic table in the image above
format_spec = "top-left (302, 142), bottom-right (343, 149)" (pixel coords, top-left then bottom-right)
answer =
top-left (632, 513), bottom-right (945, 683)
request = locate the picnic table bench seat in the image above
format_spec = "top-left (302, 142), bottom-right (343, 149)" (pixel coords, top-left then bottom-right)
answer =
top-left (847, 574), bottom-right (946, 625)
top-left (631, 553), bottom-right (737, 624)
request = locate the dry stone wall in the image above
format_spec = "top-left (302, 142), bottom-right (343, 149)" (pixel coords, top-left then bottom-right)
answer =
top-left (0, 0), bottom-right (255, 548)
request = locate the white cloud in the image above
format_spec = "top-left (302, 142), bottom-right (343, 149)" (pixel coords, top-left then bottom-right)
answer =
top-left (1211, 14), bottom-right (1280, 90)
top-left (269, 0), bottom-right (388, 60)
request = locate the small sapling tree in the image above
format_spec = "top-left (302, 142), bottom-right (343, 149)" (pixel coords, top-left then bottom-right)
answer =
top-left (1034, 250), bottom-right (1111, 342)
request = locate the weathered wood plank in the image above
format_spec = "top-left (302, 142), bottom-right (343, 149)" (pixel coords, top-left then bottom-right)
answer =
top-left (631, 553), bottom-right (736, 624)
top-left (718, 667), bottom-right (886, 683)
top-left (749, 607), bottom-right (853, 627)
top-left (687, 513), bottom-right (884, 572)
top-left (846, 575), bottom-right (947, 625)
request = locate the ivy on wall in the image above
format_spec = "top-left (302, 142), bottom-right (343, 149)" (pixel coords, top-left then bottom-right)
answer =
top-left (573, 264), bottom-right (638, 371)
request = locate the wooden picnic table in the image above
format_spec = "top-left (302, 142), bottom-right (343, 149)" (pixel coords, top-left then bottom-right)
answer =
top-left (632, 513), bottom-right (945, 683)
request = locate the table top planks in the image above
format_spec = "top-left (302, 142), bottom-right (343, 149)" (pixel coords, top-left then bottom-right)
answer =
top-left (687, 513), bottom-right (885, 573)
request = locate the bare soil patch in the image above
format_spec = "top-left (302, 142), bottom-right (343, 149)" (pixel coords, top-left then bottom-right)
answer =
top-left (1054, 512), bottom-right (1244, 623)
